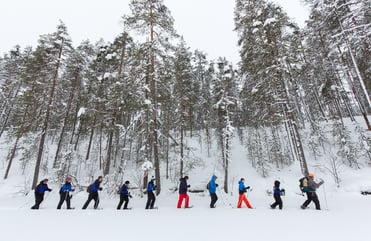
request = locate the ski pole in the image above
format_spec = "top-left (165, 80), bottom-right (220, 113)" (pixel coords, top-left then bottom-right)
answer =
top-left (322, 183), bottom-right (328, 210)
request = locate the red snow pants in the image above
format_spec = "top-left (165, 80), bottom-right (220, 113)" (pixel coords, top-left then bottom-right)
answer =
top-left (237, 194), bottom-right (252, 208)
top-left (177, 193), bottom-right (189, 208)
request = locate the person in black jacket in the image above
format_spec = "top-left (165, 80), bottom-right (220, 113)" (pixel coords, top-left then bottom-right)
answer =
top-left (145, 177), bottom-right (156, 209)
top-left (117, 180), bottom-right (131, 210)
top-left (82, 176), bottom-right (103, 209)
top-left (31, 179), bottom-right (52, 209)
top-left (177, 176), bottom-right (190, 208)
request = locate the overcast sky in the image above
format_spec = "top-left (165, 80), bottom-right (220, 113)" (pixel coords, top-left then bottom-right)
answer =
top-left (0, 0), bottom-right (308, 64)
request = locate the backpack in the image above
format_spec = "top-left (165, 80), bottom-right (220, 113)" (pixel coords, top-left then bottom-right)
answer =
top-left (87, 184), bottom-right (92, 193)
top-left (206, 182), bottom-right (210, 190)
top-left (299, 177), bottom-right (309, 192)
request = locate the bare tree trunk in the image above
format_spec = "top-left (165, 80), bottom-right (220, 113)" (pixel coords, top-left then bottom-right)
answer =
top-left (149, 0), bottom-right (161, 195)
top-left (86, 114), bottom-right (96, 160)
top-left (32, 38), bottom-right (64, 189)
top-left (104, 108), bottom-right (116, 175)
top-left (53, 75), bottom-right (78, 168)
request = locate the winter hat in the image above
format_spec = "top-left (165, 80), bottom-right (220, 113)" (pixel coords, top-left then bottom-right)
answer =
top-left (184, 175), bottom-right (189, 180)
top-left (151, 176), bottom-right (156, 181)
top-left (43, 178), bottom-right (49, 182)
top-left (308, 173), bottom-right (314, 177)
top-left (125, 180), bottom-right (130, 184)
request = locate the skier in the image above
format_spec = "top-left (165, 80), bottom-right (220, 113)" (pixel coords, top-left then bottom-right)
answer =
top-left (208, 175), bottom-right (218, 208)
top-left (177, 175), bottom-right (191, 208)
top-left (270, 180), bottom-right (285, 210)
top-left (57, 177), bottom-right (75, 209)
top-left (82, 176), bottom-right (103, 209)
top-left (301, 173), bottom-right (324, 210)
top-left (117, 180), bottom-right (131, 210)
top-left (31, 178), bottom-right (52, 209)
top-left (237, 178), bottom-right (252, 209)
top-left (145, 177), bottom-right (156, 209)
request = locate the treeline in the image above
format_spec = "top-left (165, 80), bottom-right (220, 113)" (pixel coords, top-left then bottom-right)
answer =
top-left (0, 0), bottom-right (369, 193)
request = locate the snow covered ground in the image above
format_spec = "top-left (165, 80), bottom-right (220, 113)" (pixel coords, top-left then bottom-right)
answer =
top-left (1, 117), bottom-right (370, 241)
top-left (0, 179), bottom-right (370, 241)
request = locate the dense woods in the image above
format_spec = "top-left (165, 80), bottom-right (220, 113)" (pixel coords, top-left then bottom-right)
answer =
top-left (0, 0), bottom-right (370, 192)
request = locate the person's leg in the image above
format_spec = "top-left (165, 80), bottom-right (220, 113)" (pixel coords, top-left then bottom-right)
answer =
top-left (82, 193), bottom-right (93, 209)
top-left (177, 194), bottom-right (185, 208)
top-left (301, 192), bottom-right (311, 209)
top-left (93, 193), bottom-right (100, 209)
top-left (117, 195), bottom-right (124, 209)
top-left (237, 194), bottom-right (243, 208)
top-left (277, 195), bottom-right (283, 209)
top-left (271, 194), bottom-right (279, 209)
top-left (145, 193), bottom-right (151, 209)
top-left (243, 195), bottom-right (252, 208)
top-left (185, 194), bottom-right (190, 207)
top-left (210, 193), bottom-right (217, 208)
top-left (150, 193), bottom-right (156, 208)
top-left (313, 192), bottom-right (321, 210)
top-left (34, 194), bottom-right (44, 209)
top-left (66, 194), bottom-right (71, 209)
top-left (123, 195), bottom-right (129, 209)
top-left (57, 193), bottom-right (65, 209)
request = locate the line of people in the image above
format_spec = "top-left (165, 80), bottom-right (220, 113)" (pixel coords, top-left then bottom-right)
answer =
top-left (31, 173), bottom-right (324, 210)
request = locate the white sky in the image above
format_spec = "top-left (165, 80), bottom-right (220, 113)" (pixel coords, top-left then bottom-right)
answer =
top-left (0, 0), bottom-right (308, 64)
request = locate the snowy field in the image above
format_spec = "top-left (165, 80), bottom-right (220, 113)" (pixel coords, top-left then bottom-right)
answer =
top-left (0, 182), bottom-right (370, 241)
top-left (1, 117), bottom-right (370, 241)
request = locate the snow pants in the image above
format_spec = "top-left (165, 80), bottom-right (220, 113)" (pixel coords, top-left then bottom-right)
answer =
top-left (302, 191), bottom-right (320, 210)
top-left (177, 193), bottom-right (189, 208)
top-left (31, 193), bottom-right (44, 209)
top-left (82, 192), bottom-right (99, 209)
top-left (57, 192), bottom-right (72, 209)
top-left (237, 194), bottom-right (252, 208)
top-left (210, 193), bottom-right (218, 208)
top-left (117, 194), bottom-right (129, 210)
top-left (271, 194), bottom-right (282, 209)
top-left (145, 191), bottom-right (156, 209)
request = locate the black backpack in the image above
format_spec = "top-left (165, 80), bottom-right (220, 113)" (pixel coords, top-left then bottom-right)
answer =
top-left (299, 177), bottom-right (309, 192)
top-left (87, 184), bottom-right (92, 193)
top-left (206, 182), bottom-right (210, 190)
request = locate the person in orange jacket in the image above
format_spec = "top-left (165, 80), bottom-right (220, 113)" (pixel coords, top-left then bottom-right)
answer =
top-left (237, 178), bottom-right (252, 208)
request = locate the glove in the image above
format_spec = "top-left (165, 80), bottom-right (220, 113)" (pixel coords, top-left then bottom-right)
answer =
top-left (246, 186), bottom-right (250, 190)
top-left (187, 185), bottom-right (191, 188)
top-left (216, 184), bottom-right (219, 187)
top-left (99, 187), bottom-right (103, 191)
top-left (49, 189), bottom-right (52, 192)
top-left (71, 189), bottom-right (75, 192)
top-left (129, 195), bottom-right (133, 198)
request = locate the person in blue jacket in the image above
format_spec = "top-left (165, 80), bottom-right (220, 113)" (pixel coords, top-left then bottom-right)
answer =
top-left (208, 175), bottom-right (219, 208)
top-left (145, 177), bottom-right (157, 209)
top-left (82, 176), bottom-right (103, 209)
top-left (31, 178), bottom-right (52, 209)
top-left (57, 177), bottom-right (75, 209)
top-left (270, 180), bottom-right (285, 210)
top-left (117, 180), bottom-right (132, 210)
